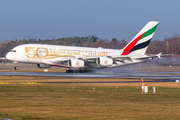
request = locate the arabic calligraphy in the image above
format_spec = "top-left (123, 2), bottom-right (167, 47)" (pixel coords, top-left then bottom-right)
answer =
top-left (25, 47), bottom-right (108, 59)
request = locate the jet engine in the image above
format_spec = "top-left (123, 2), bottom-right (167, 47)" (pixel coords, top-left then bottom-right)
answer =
top-left (68, 59), bottom-right (84, 68)
top-left (37, 64), bottom-right (51, 68)
top-left (96, 57), bottom-right (113, 66)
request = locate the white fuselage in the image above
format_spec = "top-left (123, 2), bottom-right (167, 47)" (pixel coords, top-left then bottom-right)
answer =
top-left (6, 44), bottom-right (149, 69)
top-left (6, 44), bottom-right (120, 62)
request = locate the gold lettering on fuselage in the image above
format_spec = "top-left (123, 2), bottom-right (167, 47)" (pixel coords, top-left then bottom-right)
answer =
top-left (25, 47), bottom-right (36, 58)
top-left (36, 48), bottom-right (49, 59)
top-left (25, 47), bottom-right (49, 59)
top-left (25, 47), bottom-right (108, 59)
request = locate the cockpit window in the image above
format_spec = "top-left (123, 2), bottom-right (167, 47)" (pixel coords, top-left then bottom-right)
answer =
top-left (10, 50), bottom-right (16, 52)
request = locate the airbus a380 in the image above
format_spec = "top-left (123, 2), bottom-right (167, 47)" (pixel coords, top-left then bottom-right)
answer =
top-left (6, 21), bottom-right (161, 73)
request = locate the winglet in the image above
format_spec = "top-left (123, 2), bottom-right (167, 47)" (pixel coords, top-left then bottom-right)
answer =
top-left (157, 52), bottom-right (162, 58)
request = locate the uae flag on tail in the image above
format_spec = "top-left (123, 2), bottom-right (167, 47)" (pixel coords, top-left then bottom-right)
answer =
top-left (121, 21), bottom-right (159, 55)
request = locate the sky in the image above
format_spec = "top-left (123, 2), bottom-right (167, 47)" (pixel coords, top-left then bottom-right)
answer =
top-left (0, 0), bottom-right (180, 43)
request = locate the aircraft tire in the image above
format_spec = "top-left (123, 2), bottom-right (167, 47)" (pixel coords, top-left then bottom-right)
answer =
top-left (75, 70), bottom-right (79, 73)
top-left (14, 66), bottom-right (19, 70)
top-left (79, 70), bottom-right (84, 73)
top-left (66, 70), bottom-right (74, 73)
top-left (66, 69), bottom-right (93, 73)
top-left (84, 70), bottom-right (88, 73)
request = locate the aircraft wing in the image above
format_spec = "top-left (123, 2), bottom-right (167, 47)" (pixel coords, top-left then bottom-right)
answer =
top-left (47, 52), bottom-right (163, 68)
top-left (147, 53), bottom-right (174, 57)
top-left (48, 58), bottom-right (69, 65)
top-left (0, 57), bottom-right (6, 60)
top-left (135, 52), bottom-right (162, 60)
top-left (108, 53), bottom-right (162, 61)
top-left (108, 56), bottom-right (132, 61)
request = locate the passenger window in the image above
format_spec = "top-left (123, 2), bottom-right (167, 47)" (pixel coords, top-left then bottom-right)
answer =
top-left (10, 50), bottom-right (16, 52)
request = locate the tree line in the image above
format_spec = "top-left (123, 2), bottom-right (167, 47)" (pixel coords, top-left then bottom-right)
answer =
top-left (0, 35), bottom-right (180, 57)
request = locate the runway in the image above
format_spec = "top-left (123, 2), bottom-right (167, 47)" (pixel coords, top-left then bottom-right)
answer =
top-left (0, 71), bottom-right (180, 80)
top-left (37, 79), bottom-right (176, 84)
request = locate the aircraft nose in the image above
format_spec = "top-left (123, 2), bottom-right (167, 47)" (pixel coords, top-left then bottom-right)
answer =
top-left (6, 52), bottom-right (11, 60)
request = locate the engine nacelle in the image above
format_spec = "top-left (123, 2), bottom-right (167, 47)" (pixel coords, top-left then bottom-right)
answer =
top-left (37, 64), bottom-right (51, 68)
top-left (96, 57), bottom-right (113, 66)
top-left (68, 59), bottom-right (84, 68)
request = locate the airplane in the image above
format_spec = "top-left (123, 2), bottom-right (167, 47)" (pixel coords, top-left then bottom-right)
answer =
top-left (6, 21), bottom-right (160, 73)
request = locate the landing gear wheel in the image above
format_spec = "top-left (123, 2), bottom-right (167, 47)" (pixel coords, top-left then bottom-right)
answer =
top-left (79, 70), bottom-right (84, 73)
top-left (13, 61), bottom-right (19, 70)
top-left (14, 66), bottom-right (19, 70)
top-left (66, 70), bottom-right (74, 73)
top-left (75, 70), bottom-right (79, 73)
top-left (84, 69), bottom-right (88, 73)
top-left (66, 69), bottom-right (93, 73)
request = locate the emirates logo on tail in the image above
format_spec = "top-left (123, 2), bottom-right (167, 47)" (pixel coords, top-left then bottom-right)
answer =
top-left (121, 33), bottom-right (144, 55)
top-left (121, 21), bottom-right (159, 55)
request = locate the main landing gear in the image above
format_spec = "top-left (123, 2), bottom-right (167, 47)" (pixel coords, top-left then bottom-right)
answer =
top-left (66, 69), bottom-right (93, 73)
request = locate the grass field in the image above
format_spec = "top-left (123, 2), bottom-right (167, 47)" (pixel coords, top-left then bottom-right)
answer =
top-left (0, 81), bottom-right (180, 120)
top-left (0, 64), bottom-right (180, 119)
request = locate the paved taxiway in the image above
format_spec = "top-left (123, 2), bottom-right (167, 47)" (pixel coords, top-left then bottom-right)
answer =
top-left (0, 71), bottom-right (180, 79)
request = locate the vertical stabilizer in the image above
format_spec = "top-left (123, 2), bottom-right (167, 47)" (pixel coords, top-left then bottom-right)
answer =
top-left (121, 21), bottom-right (159, 55)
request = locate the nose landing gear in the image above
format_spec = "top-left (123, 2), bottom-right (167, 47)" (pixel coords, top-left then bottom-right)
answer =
top-left (14, 66), bottom-right (19, 70)
top-left (13, 62), bottom-right (19, 70)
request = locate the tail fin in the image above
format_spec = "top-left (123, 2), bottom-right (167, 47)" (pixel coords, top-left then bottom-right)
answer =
top-left (121, 21), bottom-right (159, 55)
